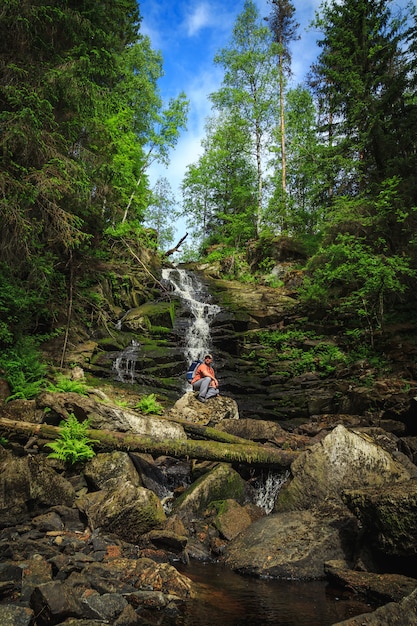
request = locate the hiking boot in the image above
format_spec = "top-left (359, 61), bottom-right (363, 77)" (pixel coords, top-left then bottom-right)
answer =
top-left (197, 396), bottom-right (206, 403)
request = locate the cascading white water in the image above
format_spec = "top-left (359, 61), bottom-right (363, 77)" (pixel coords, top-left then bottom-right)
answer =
top-left (254, 470), bottom-right (290, 514)
top-left (112, 339), bottom-right (140, 383)
top-left (162, 268), bottom-right (221, 366)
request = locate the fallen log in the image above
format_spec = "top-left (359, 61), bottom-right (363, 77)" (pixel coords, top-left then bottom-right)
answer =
top-left (0, 417), bottom-right (298, 469)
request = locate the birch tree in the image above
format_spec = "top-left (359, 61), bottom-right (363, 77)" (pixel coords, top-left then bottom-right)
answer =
top-left (210, 0), bottom-right (280, 236)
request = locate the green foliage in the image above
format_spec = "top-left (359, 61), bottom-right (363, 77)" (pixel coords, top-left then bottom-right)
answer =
top-left (144, 177), bottom-right (181, 250)
top-left (0, 337), bottom-right (48, 401)
top-left (247, 329), bottom-right (348, 378)
top-left (134, 393), bottom-right (164, 415)
top-left (211, 0), bottom-right (282, 235)
top-left (0, 437), bottom-right (8, 447)
top-left (302, 232), bottom-right (415, 342)
top-left (47, 374), bottom-right (89, 396)
top-left (46, 414), bottom-right (98, 465)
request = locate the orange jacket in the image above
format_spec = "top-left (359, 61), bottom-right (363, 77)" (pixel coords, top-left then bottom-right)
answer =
top-left (191, 363), bottom-right (218, 387)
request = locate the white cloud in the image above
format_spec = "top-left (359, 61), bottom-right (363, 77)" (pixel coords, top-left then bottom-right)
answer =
top-left (184, 3), bottom-right (212, 36)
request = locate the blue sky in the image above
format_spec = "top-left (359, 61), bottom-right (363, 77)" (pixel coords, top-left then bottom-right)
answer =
top-left (138, 0), bottom-right (322, 237)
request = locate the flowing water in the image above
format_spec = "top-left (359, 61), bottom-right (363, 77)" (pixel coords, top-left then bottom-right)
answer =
top-left (162, 267), bottom-right (221, 365)
top-left (112, 338), bottom-right (140, 383)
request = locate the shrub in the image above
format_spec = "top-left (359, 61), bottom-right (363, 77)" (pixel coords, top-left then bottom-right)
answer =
top-left (46, 414), bottom-right (98, 464)
top-left (134, 393), bottom-right (164, 415)
top-left (0, 337), bottom-right (48, 401)
top-left (47, 374), bottom-right (89, 396)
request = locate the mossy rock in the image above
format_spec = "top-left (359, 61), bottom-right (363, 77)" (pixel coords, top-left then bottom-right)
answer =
top-left (172, 463), bottom-right (247, 522)
top-left (121, 302), bottom-right (176, 332)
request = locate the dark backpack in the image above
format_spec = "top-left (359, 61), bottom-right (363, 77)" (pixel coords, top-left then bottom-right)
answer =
top-left (186, 360), bottom-right (202, 383)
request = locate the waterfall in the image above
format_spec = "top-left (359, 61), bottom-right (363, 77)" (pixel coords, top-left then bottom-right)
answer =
top-left (112, 339), bottom-right (140, 383)
top-left (162, 268), bottom-right (221, 367)
top-left (253, 470), bottom-right (290, 514)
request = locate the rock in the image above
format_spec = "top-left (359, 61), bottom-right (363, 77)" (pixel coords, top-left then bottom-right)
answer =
top-left (140, 529), bottom-right (188, 554)
top-left (83, 451), bottom-right (141, 490)
top-left (0, 452), bottom-right (76, 523)
top-left (120, 302), bottom-right (175, 332)
top-left (324, 560), bottom-right (417, 603)
top-left (275, 425), bottom-right (412, 512)
top-left (207, 277), bottom-right (297, 327)
top-left (172, 463), bottom-right (247, 523)
top-left (216, 417), bottom-right (286, 442)
top-left (70, 366), bottom-right (85, 380)
top-left (168, 392), bottom-right (239, 426)
top-left (36, 391), bottom-right (187, 439)
top-left (80, 591), bottom-right (128, 622)
top-left (209, 499), bottom-right (253, 541)
top-left (0, 399), bottom-right (45, 423)
top-left (30, 580), bottom-right (83, 624)
top-left (21, 556), bottom-right (53, 603)
top-left (224, 509), bottom-right (352, 580)
top-left (342, 478), bottom-right (417, 557)
top-left (133, 557), bottom-right (194, 598)
top-left (31, 511), bottom-right (64, 532)
top-left (0, 605), bottom-right (34, 626)
top-left (332, 587), bottom-right (417, 625)
top-left (77, 482), bottom-right (166, 542)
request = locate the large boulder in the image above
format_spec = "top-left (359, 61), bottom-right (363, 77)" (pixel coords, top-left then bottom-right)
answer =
top-left (83, 451), bottom-right (141, 490)
top-left (36, 392), bottom-right (186, 440)
top-left (171, 463), bottom-right (247, 523)
top-left (0, 450), bottom-right (75, 523)
top-left (332, 588), bottom-right (417, 625)
top-left (216, 417), bottom-right (285, 441)
top-left (77, 481), bottom-right (166, 542)
top-left (224, 509), bottom-right (354, 580)
top-left (342, 478), bottom-right (417, 557)
top-left (275, 425), bottom-right (412, 512)
top-left (168, 392), bottom-right (239, 426)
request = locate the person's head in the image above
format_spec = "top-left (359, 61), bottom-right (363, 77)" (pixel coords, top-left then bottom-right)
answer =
top-left (204, 354), bottom-right (213, 363)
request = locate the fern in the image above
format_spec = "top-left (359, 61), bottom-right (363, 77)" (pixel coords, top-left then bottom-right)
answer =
top-left (47, 374), bottom-right (89, 396)
top-left (134, 393), bottom-right (164, 415)
top-left (46, 414), bottom-right (98, 464)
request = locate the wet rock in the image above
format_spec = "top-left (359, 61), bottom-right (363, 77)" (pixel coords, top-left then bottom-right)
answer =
top-left (275, 425), bottom-right (412, 512)
top-left (83, 451), bottom-right (141, 490)
top-left (168, 392), bottom-right (239, 426)
top-left (224, 509), bottom-right (353, 580)
top-left (342, 478), bottom-right (417, 557)
top-left (0, 452), bottom-right (75, 523)
top-left (209, 499), bottom-right (253, 541)
top-left (172, 463), bottom-right (247, 523)
top-left (324, 560), bottom-right (417, 604)
top-left (332, 587), bottom-right (417, 625)
top-left (141, 529), bottom-right (188, 554)
top-left (77, 482), bottom-right (166, 542)
top-left (133, 557), bottom-right (194, 598)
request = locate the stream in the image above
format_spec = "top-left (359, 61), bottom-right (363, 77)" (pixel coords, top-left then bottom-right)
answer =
top-left (175, 561), bottom-right (373, 625)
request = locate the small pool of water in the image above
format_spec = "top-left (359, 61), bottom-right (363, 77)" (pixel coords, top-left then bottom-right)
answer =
top-left (175, 561), bottom-right (374, 626)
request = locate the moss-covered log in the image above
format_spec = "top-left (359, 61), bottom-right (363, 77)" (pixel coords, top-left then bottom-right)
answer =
top-left (0, 417), bottom-right (298, 468)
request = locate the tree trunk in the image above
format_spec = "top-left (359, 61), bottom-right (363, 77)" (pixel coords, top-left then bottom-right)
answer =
top-left (0, 417), bottom-right (298, 469)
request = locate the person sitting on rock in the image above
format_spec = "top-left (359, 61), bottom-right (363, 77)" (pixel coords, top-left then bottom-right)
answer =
top-left (191, 354), bottom-right (219, 403)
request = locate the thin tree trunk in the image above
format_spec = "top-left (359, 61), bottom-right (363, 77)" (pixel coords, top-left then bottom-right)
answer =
top-left (0, 417), bottom-right (298, 469)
